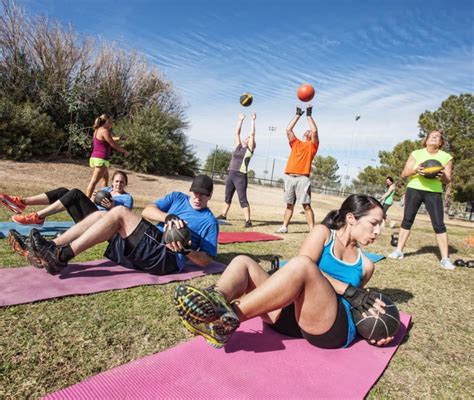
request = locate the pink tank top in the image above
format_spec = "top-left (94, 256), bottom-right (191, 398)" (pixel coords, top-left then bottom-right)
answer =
top-left (90, 131), bottom-right (110, 160)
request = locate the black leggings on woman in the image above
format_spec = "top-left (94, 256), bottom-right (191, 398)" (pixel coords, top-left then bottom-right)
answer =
top-left (400, 187), bottom-right (446, 233)
top-left (45, 188), bottom-right (99, 223)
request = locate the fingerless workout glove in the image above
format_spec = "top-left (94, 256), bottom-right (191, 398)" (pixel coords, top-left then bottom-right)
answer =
top-left (342, 284), bottom-right (377, 314)
top-left (306, 106), bottom-right (313, 117)
top-left (296, 107), bottom-right (305, 116)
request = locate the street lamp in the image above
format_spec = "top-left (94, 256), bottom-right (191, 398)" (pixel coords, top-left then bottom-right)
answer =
top-left (265, 126), bottom-right (277, 183)
top-left (344, 115), bottom-right (361, 188)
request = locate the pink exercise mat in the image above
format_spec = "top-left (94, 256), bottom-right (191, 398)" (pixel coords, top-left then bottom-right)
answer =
top-left (218, 231), bottom-right (283, 244)
top-left (45, 312), bottom-right (411, 400)
top-left (0, 260), bottom-right (226, 307)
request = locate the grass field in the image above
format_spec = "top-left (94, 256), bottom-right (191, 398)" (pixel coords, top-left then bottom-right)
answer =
top-left (1, 162), bottom-right (473, 398)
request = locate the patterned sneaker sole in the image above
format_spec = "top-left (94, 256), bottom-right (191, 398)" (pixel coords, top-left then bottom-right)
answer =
top-left (180, 316), bottom-right (239, 349)
top-left (29, 231), bottom-right (65, 273)
top-left (180, 319), bottom-right (227, 349)
top-left (0, 198), bottom-right (25, 214)
top-left (174, 285), bottom-right (221, 324)
top-left (7, 233), bottom-right (29, 257)
top-left (174, 285), bottom-right (241, 328)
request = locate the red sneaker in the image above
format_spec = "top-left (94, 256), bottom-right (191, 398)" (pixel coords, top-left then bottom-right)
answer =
top-left (12, 212), bottom-right (45, 226)
top-left (0, 193), bottom-right (26, 214)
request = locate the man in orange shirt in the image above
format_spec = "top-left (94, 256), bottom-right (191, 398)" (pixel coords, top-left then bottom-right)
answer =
top-left (275, 106), bottom-right (319, 233)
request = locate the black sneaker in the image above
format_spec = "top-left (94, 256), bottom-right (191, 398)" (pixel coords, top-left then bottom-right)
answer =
top-left (7, 229), bottom-right (44, 269)
top-left (216, 214), bottom-right (227, 220)
top-left (7, 229), bottom-right (29, 257)
top-left (269, 255), bottom-right (280, 275)
top-left (29, 228), bottom-right (67, 274)
top-left (244, 220), bottom-right (252, 228)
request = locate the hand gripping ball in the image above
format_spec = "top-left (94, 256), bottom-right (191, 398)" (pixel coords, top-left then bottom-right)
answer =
top-left (163, 225), bottom-right (191, 248)
top-left (420, 159), bottom-right (443, 179)
top-left (94, 190), bottom-right (112, 206)
top-left (352, 292), bottom-right (400, 342)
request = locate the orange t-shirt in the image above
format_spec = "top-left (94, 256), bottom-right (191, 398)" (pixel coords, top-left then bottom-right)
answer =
top-left (285, 138), bottom-right (318, 176)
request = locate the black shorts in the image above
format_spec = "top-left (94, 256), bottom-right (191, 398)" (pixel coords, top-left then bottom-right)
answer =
top-left (104, 219), bottom-right (179, 275)
top-left (382, 203), bottom-right (392, 218)
top-left (267, 299), bottom-right (348, 349)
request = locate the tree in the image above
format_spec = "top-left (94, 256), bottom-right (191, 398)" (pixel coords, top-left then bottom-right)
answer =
top-left (418, 93), bottom-right (473, 202)
top-left (203, 148), bottom-right (232, 176)
top-left (311, 155), bottom-right (340, 187)
top-left (354, 140), bottom-right (420, 196)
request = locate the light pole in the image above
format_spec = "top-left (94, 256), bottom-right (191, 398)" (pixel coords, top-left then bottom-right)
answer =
top-left (344, 115), bottom-right (360, 189)
top-left (264, 126), bottom-right (277, 183)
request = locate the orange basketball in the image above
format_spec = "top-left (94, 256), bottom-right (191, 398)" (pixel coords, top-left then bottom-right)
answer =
top-left (297, 83), bottom-right (315, 102)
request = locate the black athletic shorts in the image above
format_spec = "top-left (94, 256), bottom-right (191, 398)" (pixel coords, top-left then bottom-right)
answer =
top-left (267, 299), bottom-right (348, 349)
top-left (104, 219), bottom-right (179, 275)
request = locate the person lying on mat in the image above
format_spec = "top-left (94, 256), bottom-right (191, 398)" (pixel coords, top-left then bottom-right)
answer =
top-left (8, 175), bottom-right (218, 276)
top-left (174, 194), bottom-right (394, 349)
top-left (1, 170), bottom-right (133, 225)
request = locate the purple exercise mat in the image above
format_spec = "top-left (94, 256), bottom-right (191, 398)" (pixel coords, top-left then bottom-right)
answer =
top-left (0, 259), bottom-right (226, 307)
top-left (45, 312), bottom-right (411, 399)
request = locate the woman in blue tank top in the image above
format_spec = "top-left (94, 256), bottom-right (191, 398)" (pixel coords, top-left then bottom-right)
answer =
top-left (175, 194), bottom-right (396, 349)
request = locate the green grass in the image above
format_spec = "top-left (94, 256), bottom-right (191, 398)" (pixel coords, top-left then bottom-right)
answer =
top-left (1, 181), bottom-right (473, 398)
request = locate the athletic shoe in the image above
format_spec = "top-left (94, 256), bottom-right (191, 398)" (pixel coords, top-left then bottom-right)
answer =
top-left (244, 220), bottom-right (252, 228)
top-left (388, 249), bottom-right (404, 260)
top-left (216, 214), bottom-right (227, 220)
top-left (389, 221), bottom-right (397, 229)
top-left (275, 226), bottom-right (288, 234)
top-left (7, 229), bottom-right (30, 257)
top-left (440, 258), bottom-right (456, 270)
top-left (12, 212), bottom-right (45, 226)
top-left (7, 229), bottom-right (44, 268)
top-left (174, 284), bottom-right (240, 348)
top-left (29, 228), bottom-right (67, 274)
top-left (0, 193), bottom-right (26, 214)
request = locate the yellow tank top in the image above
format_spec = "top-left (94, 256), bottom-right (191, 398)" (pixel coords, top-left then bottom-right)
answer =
top-left (407, 148), bottom-right (452, 193)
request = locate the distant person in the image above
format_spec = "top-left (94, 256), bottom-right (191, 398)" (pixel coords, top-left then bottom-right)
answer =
top-left (388, 130), bottom-right (455, 270)
top-left (9, 175), bottom-right (218, 276)
top-left (275, 106), bottom-right (319, 233)
top-left (216, 113), bottom-right (256, 228)
top-left (380, 176), bottom-right (396, 228)
top-left (86, 114), bottom-right (129, 198)
top-left (1, 171), bottom-right (133, 226)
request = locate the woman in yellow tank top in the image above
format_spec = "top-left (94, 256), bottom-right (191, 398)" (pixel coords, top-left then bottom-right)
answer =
top-left (388, 130), bottom-right (455, 270)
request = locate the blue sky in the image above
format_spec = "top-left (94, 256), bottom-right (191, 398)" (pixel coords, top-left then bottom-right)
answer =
top-left (22, 0), bottom-right (473, 180)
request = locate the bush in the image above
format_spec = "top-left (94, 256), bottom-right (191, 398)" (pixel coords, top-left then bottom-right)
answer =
top-left (0, 98), bottom-right (61, 160)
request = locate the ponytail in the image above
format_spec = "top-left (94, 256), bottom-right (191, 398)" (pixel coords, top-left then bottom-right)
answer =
top-left (322, 210), bottom-right (345, 229)
top-left (321, 194), bottom-right (383, 229)
top-left (93, 114), bottom-right (112, 130)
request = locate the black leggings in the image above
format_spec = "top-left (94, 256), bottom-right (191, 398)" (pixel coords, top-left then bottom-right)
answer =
top-left (267, 300), bottom-right (348, 349)
top-left (401, 187), bottom-right (446, 233)
top-left (45, 187), bottom-right (98, 223)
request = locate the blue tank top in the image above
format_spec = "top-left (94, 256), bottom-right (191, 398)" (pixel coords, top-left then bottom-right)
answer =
top-left (317, 230), bottom-right (363, 347)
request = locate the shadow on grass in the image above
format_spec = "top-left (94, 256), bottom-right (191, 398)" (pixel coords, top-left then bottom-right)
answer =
top-left (404, 244), bottom-right (459, 257)
top-left (217, 253), bottom-right (280, 266)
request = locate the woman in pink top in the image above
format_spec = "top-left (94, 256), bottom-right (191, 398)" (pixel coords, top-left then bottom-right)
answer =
top-left (86, 114), bottom-right (129, 197)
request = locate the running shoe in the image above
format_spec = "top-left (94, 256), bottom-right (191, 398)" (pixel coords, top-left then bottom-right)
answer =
top-left (29, 228), bottom-right (67, 274)
top-left (216, 214), bottom-right (227, 220)
top-left (0, 193), bottom-right (26, 214)
top-left (275, 226), bottom-right (288, 234)
top-left (244, 220), bottom-right (253, 228)
top-left (387, 249), bottom-right (404, 260)
top-left (440, 258), bottom-right (456, 270)
top-left (174, 284), bottom-right (240, 348)
top-left (12, 212), bottom-right (45, 226)
top-left (7, 229), bottom-right (44, 268)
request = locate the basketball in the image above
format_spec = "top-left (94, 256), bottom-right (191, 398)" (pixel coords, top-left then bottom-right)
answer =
top-left (420, 159), bottom-right (443, 179)
top-left (94, 190), bottom-right (112, 206)
top-left (163, 225), bottom-right (191, 248)
top-left (240, 93), bottom-right (253, 107)
top-left (352, 292), bottom-right (400, 342)
top-left (297, 83), bottom-right (315, 102)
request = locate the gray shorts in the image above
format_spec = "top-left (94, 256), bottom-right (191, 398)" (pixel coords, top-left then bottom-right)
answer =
top-left (283, 175), bottom-right (312, 204)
